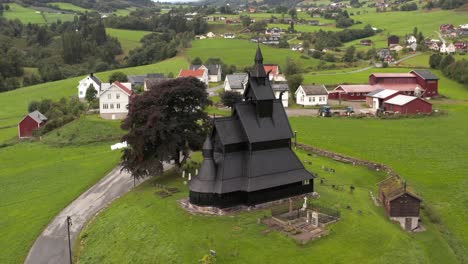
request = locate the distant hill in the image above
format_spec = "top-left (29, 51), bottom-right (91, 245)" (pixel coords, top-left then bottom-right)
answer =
top-left (15, 0), bottom-right (154, 12)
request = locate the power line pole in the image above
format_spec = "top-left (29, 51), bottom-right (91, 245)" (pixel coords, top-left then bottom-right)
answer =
top-left (66, 216), bottom-right (73, 264)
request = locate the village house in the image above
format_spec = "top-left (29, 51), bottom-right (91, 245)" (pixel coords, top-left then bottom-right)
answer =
top-left (439, 42), bottom-right (456, 54)
top-left (389, 44), bottom-right (403, 52)
top-left (189, 46), bottom-right (314, 208)
top-left (454, 42), bottom-right (467, 52)
top-left (291, 44), bottom-right (303, 51)
top-left (190, 64), bottom-right (222, 83)
top-left (384, 95), bottom-right (432, 114)
top-left (265, 27), bottom-right (282, 35)
top-left (429, 42), bottom-right (440, 51)
top-left (127, 73), bottom-right (164, 87)
top-left (440, 24), bottom-right (454, 33)
top-left (99, 82), bottom-right (133, 120)
top-left (224, 73), bottom-right (248, 94)
top-left (329, 70), bottom-right (439, 100)
top-left (206, 32), bottom-right (216, 38)
top-left (178, 69), bottom-right (209, 86)
top-left (387, 35), bottom-right (400, 47)
top-left (407, 35), bottom-right (417, 44)
top-left (271, 83), bottom-right (289, 107)
top-left (365, 89), bottom-right (401, 109)
top-left (77, 73), bottom-right (102, 99)
top-left (224, 33), bottom-right (236, 39)
top-left (360, 39), bottom-right (372, 46)
top-left (308, 20), bottom-right (320, 26)
top-left (379, 177), bottom-right (422, 231)
top-left (248, 7), bottom-right (257, 13)
top-left (143, 77), bottom-right (171, 91)
top-left (264, 64), bottom-right (286, 82)
top-left (295, 85), bottom-right (329, 106)
top-left (18, 110), bottom-right (47, 138)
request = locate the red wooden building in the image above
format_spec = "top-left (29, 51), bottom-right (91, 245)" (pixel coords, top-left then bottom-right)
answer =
top-left (410, 70), bottom-right (439, 97)
top-left (379, 176), bottom-right (422, 231)
top-left (365, 89), bottom-right (402, 109)
top-left (18, 110), bottom-right (47, 138)
top-left (384, 95), bottom-right (432, 114)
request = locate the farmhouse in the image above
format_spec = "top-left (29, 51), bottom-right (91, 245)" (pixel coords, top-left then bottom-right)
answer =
top-left (99, 82), bottom-right (133, 120)
top-left (407, 35), bottom-right (417, 44)
top-left (224, 73), bottom-right (248, 93)
top-left (18, 111), bottom-right (47, 138)
top-left (387, 35), bottom-right (400, 47)
top-left (379, 177), bottom-right (422, 231)
top-left (264, 64), bottom-right (286, 81)
top-left (128, 73), bottom-right (164, 87)
top-left (178, 69), bottom-right (209, 86)
top-left (190, 64), bottom-right (222, 82)
top-left (365, 89), bottom-right (401, 109)
top-left (271, 83), bottom-right (289, 107)
top-left (439, 43), bottom-right (456, 54)
top-left (143, 77), bottom-right (171, 91)
top-left (329, 70), bottom-right (439, 100)
top-left (189, 46), bottom-right (315, 208)
top-left (384, 95), bottom-right (432, 114)
top-left (77, 73), bottom-right (102, 99)
top-left (295, 85), bottom-right (329, 106)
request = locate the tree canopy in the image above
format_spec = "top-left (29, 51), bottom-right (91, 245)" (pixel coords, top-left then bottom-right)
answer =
top-left (121, 77), bottom-right (212, 179)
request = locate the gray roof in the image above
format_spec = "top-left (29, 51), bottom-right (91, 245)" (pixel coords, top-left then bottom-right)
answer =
top-left (28, 110), bottom-right (47, 123)
top-left (144, 77), bottom-right (171, 89)
top-left (366, 88), bottom-right (385, 97)
top-left (300, 85), bottom-right (328, 95)
top-left (234, 101), bottom-right (293, 143)
top-left (190, 64), bottom-right (221, 75)
top-left (128, 74), bottom-right (164, 85)
top-left (244, 76), bottom-right (276, 100)
top-left (271, 83), bottom-right (289, 91)
top-left (90, 74), bottom-right (102, 86)
top-left (411, 69), bottom-right (439, 80)
top-left (213, 117), bottom-right (247, 145)
top-left (225, 73), bottom-right (248, 89)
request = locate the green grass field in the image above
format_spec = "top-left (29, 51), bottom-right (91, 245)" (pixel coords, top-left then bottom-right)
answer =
top-left (290, 103), bottom-right (468, 262)
top-left (0, 56), bottom-right (188, 144)
top-left (3, 3), bottom-right (75, 24)
top-left (187, 38), bottom-right (323, 70)
top-left (106, 28), bottom-right (152, 56)
top-left (0, 116), bottom-right (123, 263)
top-left (48, 2), bottom-right (89, 12)
top-left (76, 150), bottom-right (458, 263)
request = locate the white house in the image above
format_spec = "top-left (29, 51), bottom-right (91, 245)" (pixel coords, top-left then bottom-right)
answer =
top-left (224, 73), bottom-right (248, 93)
top-left (271, 83), bottom-right (289, 108)
top-left (264, 64), bottom-right (286, 82)
top-left (99, 82), bottom-right (133, 120)
top-left (295, 85), bottom-right (329, 106)
top-left (224, 33), bottom-right (235, 39)
top-left (190, 64), bottom-right (222, 83)
top-left (407, 35), bottom-right (417, 44)
top-left (206, 32), bottom-right (216, 38)
top-left (178, 69), bottom-right (209, 86)
top-left (77, 73), bottom-right (102, 99)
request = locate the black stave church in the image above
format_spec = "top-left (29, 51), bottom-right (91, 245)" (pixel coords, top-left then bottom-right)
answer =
top-left (189, 46), bottom-right (315, 208)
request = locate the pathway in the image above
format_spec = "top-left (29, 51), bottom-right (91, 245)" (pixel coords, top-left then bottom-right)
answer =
top-left (24, 164), bottom-right (170, 264)
top-left (435, 31), bottom-right (446, 43)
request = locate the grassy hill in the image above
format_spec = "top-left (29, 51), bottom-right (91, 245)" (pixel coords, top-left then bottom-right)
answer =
top-left (3, 3), bottom-right (75, 24)
top-left (75, 151), bottom-right (459, 263)
top-left (106, 28), bottom-right (152, 56)
top-left (0, 116), bottom-right (123, 263)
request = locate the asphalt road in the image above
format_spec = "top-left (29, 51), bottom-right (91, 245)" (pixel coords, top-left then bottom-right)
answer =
top-left (24, 165), bottom-right (166, 264)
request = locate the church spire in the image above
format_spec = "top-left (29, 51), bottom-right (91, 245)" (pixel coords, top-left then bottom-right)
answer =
top-left (250, 44), bottom-right (267, 77)
top-left (255, 44), bottom-right (263, 65)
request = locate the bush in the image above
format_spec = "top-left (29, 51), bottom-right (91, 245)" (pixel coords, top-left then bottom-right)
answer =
top-left (220, 91), bottom-right (243, 108)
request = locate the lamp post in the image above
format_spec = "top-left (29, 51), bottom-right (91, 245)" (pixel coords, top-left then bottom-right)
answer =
top-left (294, 131), bottom-right (297, 148)
top-left (66, 216), bottom-right (72, 264)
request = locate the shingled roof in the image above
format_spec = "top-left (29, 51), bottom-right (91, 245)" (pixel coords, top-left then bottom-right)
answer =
top-left (299, 85), bottom-right (328, 95)
top-left (411, 69), bottom-right (439, 80)
top-left (379, 176), bottom-right (421, 202)
top-left (27, 110), bottom-right (47, 124)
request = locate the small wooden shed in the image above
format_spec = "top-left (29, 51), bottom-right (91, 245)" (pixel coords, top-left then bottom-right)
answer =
top-left (18, 110), bottom-right (47, 138)
top-left (379, 176), bottom-right (422, 231)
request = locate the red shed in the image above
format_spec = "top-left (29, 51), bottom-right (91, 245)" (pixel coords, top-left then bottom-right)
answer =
top-left (384, 95), bottom-right (432, 114)
top-left (365, 89), bottom-right (402, 109)
top-left (18, 111), bottom-right (47, 138)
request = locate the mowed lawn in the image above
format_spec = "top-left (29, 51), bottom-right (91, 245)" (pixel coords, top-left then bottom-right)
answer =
top-left (76, 151), bottom-right (458, 263)
top-left (3, 3), bottom-right (75, 24)
top-left (48, 2), bottom-right (89, 12)
top-left (187, 39), bottom-right (322, 70)
top-left (290, 103), bottom-right (468, 262)
top-left (0, 56), bottom-right (189, 143)
top-left (106, 28), bottom-right (152, 55)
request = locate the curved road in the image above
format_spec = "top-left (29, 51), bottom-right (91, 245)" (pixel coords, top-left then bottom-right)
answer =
top-left (24, 165), bottom-right (169, 264)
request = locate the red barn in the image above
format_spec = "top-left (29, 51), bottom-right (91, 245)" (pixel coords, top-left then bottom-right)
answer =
top-left (365, 89), bottom-right (402, 109)
top-left (384, 95), bottom-right (432, 114)
top-left (18, 110), bottom-right (47, 138)
top-left (329, 85), bottom-right (376, 100)
top-left (439, 24), bottom-right (454, 33)
top-left (410, 70), bottom-right (439, 97)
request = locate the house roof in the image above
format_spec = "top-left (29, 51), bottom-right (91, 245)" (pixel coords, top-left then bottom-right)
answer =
top-left (128, 74), bottom-right (164, 85)
top-left (225, 73), bottom-right (248, 89)
top-left (271, 83), bottom-right (289, 91)
top-left (335, 84), bottom-right (376, 93)
top-left (264, 64), bottom-right (279, 75)
top-left (89, 74), bottom-right (102, 86)
top-left (27, 110), bottom-right (47, 124)
top-left (371, 73), bottom-right (415, 78)
top-left (379, 176), bottom-right (421, 202)
top-left (205, 64), bottom-right (221, 75)
top-left (299, 85), bottom-right (328, 95)
top-left (234, 101), bottom-right (293, 143)
top-left (113, 81), bottom-right (132, 95)
top-left (384, 95), bottom-right (419, 106)
top-left (179, 69), bottom-right (206, 78)
top-left (411, 70), bottom-right (439, 80)
top-left (144, 77), bottom-right (171, 89)
top-left (367, 89), bottom-right (399, 99)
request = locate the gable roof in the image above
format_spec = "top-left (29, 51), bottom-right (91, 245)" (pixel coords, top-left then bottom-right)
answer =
top-left (89, 74), bottom-right (102, 86)
top-left (179, 69), bottom-right (206, 78)
top-left (299, 85), bottom-right (328, 95)
top-left (371, 73), bottom-right (415, 78)
top-left (27, 110), bottom-right (47, 124)
top-left (264, 64), bottom-right (279, 75)
top-left (225, 73), bottom-right (248, 89)
top-left (128, 74), bottom-right (164, 85)
top-left (271, 83), bottom-right (289, 91)
top-left (384, 95), bottom-right (420, 106)
top-left (379, 176), bottom-right (421, 202)
top-left (99, 81), bottom-right (132, 96)
top-left (244, 76), bottom-right (276, 100)
top-left (367, 89), bottom-right (399, 99)
top-left (410, 70), bottom-right (439, 80)
top-left (214, 117), bottom-right (247, 145)
top-left (144, 77), bottom-right (171, 89)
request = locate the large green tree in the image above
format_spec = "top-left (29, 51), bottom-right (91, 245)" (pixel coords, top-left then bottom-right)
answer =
top-left (121, 77), bottom-right (212, 178)
top-left (85, 84), bottom-right (97, 103)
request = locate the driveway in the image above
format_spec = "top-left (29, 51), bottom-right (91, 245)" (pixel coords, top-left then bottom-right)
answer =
top-left (25, 164), bottom-right (170, 264)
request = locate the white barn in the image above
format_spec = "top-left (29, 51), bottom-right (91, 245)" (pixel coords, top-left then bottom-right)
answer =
top-left (295, 85), bottom-right (329, 106)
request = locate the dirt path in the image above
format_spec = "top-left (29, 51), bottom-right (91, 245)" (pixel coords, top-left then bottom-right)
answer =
top-left (24, 164), bottom-right (170, 264)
